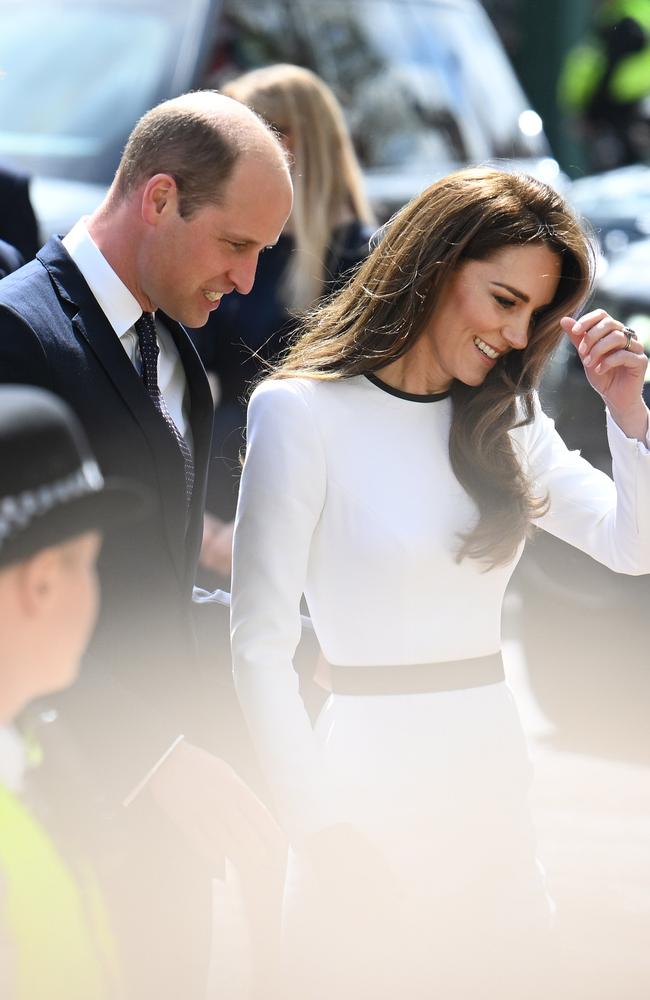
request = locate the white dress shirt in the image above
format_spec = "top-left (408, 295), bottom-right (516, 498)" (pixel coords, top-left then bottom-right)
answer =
top-left (62, 219), bottom-right (192, 445)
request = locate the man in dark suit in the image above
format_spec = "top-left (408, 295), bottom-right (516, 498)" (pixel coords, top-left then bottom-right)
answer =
top-left (0, 91), bottom-right (292, 996)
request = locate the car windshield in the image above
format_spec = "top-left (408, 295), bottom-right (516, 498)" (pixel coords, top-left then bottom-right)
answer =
top-left (0, 0), bottom-right (546, 185)
top-left (219, 0), bottom-right (546, 169)
top-left (0, 2), bottom-right (175, 181)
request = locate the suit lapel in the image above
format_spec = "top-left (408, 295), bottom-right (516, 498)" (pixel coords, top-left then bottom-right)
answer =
top-left (38, 240), bottom-right (190, 584)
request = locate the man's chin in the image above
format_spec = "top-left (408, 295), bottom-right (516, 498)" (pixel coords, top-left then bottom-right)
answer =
top-left (189, 299), bottom-right (223, 327)
top-left (175, 307), bottom-right (211, 329)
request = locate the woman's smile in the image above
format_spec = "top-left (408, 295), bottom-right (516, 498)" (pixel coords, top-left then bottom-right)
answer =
top-left (473, 335), bottom-right (503, 362)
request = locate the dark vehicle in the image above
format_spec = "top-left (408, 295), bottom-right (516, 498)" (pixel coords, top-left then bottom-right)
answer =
top-left (514, 239), bottom-right (650, 761)
top-left (0, 0), bottom-right (562, 237)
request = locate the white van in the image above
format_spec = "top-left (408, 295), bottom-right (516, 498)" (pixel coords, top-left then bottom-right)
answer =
top-left (0, 0), bottom-right (561, 236)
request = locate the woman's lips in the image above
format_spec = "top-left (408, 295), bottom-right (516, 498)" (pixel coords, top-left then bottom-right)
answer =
top-left (473, 336), bottom-right (501, 360)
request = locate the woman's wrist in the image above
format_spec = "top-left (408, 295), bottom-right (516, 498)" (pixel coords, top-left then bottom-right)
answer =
top-left (607, 400), bottom-right (650, 443)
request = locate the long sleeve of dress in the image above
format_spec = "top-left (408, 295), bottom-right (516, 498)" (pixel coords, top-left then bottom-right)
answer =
top-left (231, 380), bottom-right (328, 838)
top-left (517, 399), bottom-right (650, 573)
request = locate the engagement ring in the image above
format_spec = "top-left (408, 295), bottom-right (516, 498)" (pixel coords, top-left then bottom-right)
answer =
top-left (623, 326), bottom-right (637, 350)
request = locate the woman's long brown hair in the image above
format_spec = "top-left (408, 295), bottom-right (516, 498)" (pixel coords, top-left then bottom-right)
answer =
top-left (267, 168), bottom-right (596, 567)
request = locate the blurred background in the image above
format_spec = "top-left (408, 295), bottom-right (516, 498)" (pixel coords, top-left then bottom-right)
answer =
top-left (1, 2), bottom-right (648, 995)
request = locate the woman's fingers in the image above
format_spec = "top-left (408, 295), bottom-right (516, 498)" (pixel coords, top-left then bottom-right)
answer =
top-left (561, 312), bottom-right (645, 369)
top-left (560, 312), bottom-right (649, 439)
top-left (564, 309), bottom-right (621, 344)
top-left (580, 328), bottom-right (643, 368)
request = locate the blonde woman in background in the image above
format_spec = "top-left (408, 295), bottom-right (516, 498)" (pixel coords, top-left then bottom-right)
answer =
top-left (194, 64), bottom-right (375, 579)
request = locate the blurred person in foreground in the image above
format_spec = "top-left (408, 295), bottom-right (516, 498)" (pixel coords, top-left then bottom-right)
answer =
top-left (231, 167), bottom-right (650, 998)
top-left (0, 92), bottom-right (292, 996)
top-left (0, 384), bottom-right (145, 999)
top-left (194, 64), bottom-right (375, 581)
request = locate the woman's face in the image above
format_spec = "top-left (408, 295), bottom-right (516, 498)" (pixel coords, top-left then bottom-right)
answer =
top-left (419, 243), bottom-right (562, 391)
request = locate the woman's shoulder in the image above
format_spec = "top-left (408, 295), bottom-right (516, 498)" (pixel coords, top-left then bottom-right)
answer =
top-left (248, 377), bottom-right (323, 421)
top-left (246, 378), bottom-right (366, 456)
top-left (250, 375), bottom-right (366, 413)
top-left (250, 375), bottom-right (316, 401)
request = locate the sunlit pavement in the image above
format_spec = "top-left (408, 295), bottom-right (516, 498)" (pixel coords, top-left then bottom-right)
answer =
top-left (504, 636), bottom-right (650, 999)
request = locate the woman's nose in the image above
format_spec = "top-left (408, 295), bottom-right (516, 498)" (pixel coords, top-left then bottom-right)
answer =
top-left (502, 320), bottom-right (529, 351)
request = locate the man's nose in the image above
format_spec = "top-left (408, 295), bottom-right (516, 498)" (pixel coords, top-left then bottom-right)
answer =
top-left (229, 256), bottom-right (258, 296)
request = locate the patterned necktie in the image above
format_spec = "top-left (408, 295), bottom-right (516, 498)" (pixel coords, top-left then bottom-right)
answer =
top-left (135, 312), bottom-right (194, 509)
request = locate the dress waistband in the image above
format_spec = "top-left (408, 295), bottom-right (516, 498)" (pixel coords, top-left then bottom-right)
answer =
top-left (316, 652), bottom-right (504, 696)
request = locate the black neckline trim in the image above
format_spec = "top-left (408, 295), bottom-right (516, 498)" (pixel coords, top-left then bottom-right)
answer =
top-left (364, 372), bottom-right (450, 403)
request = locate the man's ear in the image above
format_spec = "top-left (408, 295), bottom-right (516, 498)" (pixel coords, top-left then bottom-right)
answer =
top-left (141, 173), bottom-right (179, 226)
top-left (16, 547), bottom-right (62, 616)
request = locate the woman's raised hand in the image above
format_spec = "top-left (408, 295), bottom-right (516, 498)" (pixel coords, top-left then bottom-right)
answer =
top-left (561, 309), bottom-right (649, 441)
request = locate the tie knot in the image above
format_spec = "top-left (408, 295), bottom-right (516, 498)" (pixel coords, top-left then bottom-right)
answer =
top-left (135, 312), bottom-right (159, 383)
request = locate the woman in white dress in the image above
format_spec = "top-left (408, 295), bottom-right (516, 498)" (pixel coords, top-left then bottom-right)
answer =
top-left (230, 168), bottom-right (650, 998)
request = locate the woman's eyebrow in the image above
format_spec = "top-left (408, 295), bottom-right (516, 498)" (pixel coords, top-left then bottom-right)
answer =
top-left (492, 281), bottom-right (529, 303)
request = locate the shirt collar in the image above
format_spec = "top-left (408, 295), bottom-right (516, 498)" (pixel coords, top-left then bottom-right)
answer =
top-left (62, 218), bottom-right (143, 340)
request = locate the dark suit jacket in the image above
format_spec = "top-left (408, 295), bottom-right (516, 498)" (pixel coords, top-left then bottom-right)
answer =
top-left (0, 237), bottom-right (217, 804)
top-left (0, 239), bottom-right (23, 279)
top-left (0, 165), bottom-right (40, 262)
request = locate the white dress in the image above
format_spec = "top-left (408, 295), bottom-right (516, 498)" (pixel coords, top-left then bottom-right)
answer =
top-left (231, 374), bottom-right (650, 998)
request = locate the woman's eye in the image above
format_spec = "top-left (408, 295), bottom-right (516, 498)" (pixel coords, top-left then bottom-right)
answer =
top-left (494, 295), bottom-right (515, 309)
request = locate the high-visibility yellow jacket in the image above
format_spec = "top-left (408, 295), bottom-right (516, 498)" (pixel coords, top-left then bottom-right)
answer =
top-left (0, 783), bottom-right (120, 999)
top-left (559, 0), bottom-right (650, 110)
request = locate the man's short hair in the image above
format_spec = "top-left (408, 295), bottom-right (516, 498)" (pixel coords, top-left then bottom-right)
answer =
top-left (114, 95), bottom-right (241, 219)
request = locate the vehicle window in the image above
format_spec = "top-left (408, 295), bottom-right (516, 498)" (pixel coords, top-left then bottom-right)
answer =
top-left (204, 3), bottom-right (306, 85)
top-left (216, 0), bottom-right (546, 172)
top-left (0, 4), bottom-right (173, 180)
top-left (0, 0), bottom-right (548, 190)
top-left (296, 0), bottom-right (484, 165)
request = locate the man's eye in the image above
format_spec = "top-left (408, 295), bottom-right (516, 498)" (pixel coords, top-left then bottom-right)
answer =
top-left (228, 241), bottom-right (248, 252)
